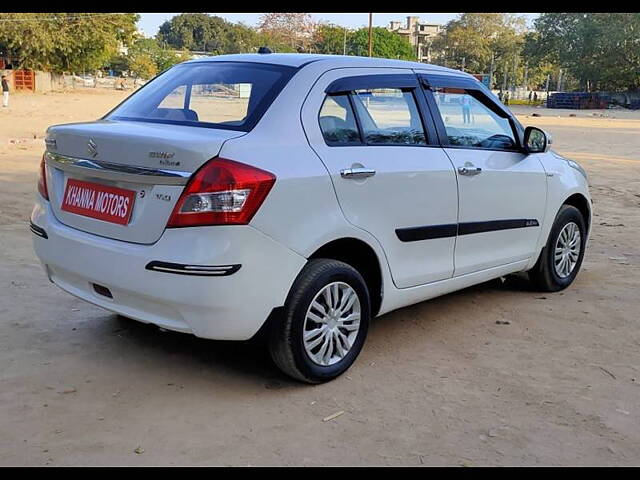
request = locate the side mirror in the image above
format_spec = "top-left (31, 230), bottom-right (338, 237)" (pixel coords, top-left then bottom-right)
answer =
top-left (524, 126), bottom-right (552, 153)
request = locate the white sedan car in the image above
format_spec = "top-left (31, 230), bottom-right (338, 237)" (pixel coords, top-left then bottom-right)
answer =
top-left (31, 53), bottom-right (591, 383)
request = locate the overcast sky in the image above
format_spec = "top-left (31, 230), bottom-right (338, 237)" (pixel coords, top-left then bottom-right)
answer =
top-left (137, 13), bottom-right (539, 37)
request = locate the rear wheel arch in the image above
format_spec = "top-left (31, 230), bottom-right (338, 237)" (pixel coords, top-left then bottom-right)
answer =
top-left (308, 237), bottom-right (383, 317)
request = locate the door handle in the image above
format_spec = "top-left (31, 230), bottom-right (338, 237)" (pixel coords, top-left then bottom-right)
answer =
top-left (340, 167), bottom-right (376, 179)
top-left (457, 166), bottom-right (482, 176)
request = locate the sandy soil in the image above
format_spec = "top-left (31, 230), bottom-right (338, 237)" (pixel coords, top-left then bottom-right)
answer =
top-left (1, 89), bottom-right (639, 466)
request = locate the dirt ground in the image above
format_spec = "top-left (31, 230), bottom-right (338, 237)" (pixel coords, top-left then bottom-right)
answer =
top-left (1, 89), bottom-right (639, 466)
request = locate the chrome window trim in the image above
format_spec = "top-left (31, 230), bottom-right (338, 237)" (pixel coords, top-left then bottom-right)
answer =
top-left (45, 152), bottom-right (191, 186)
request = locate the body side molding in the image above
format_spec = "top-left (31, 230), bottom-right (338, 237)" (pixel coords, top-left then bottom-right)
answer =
top-left (396, 219), bottom-right (539, 242)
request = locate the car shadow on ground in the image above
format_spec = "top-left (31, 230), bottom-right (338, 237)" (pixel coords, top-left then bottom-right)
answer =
top-left (103, 313), bottom-right (297, 388)
top-left (96, 273), bottom-right (538, 386)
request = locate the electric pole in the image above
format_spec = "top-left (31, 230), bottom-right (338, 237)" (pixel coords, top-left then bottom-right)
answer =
top-left (368, 13), bottom-right (373, 57)
top-left (545, 73), bottom-right (550, 101)
top-left (343, 27), bottom-right (347, 55)
top-left (501, 61), bottom-right (508, 93)
top-left (557, 68), bottom-right (563, 92)
top-left (511, 54), bottom-right (518, 95)
top-left (489, 52), bottom-right (495, 90)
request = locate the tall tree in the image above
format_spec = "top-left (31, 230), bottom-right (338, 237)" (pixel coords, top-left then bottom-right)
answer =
top-left (0, 13), bottom-right (139, 73)
top-left (257, 13), bottom-right (316, 52)
top-left (432, 13), bottom-right (526, 88)
top-left (528, 13), bottom-right (640, 91)
top-left (312, 23), bottom-right (352, 55)
top-left (129, 37), bottom-right (187, 72)
top-left (157, 13), bottom-right (261, 54)
top-left (312, 24), bottom-right (415, 59)
top-left (350, 27), bottom-right (415, 60)
top-left (129, 53), bottom-right (157, 79)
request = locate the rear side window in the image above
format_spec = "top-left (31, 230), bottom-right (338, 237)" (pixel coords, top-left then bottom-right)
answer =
top-left (432, 87), bottom-right (516, 150)
top-left (319, 95), bottom-right (361, 145)
top-left (107, 62), bottom-right (296, 132)
top-left (351, 88), bottom-right (426, 145)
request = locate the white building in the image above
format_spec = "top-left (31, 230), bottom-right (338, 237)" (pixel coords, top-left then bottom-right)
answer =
top-left (388, 16), bottom-right (443, 63)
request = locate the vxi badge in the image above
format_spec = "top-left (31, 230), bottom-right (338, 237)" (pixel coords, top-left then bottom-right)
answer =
top-left (149, 151), bottom-right (180, 167)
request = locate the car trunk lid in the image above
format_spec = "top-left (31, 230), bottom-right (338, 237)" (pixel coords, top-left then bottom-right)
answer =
top-left (44, 120), bottom-right (245, 244)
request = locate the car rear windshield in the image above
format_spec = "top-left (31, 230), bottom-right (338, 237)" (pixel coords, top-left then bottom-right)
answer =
top-left (106, 62), bottom-right (297, 132)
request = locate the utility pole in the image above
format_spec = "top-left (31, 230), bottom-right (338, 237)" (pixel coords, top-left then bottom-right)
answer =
top-left (343, 27), bottom-right (347, 55)
top-left (545, 73), bottom-right (550, 102)
top-left (461, 56), bottom-right (466, 72)
top-left (557, 68), bottom-right (563, 92)
top-left (489, 52), bottom-right (495, 90)
top-left (368, 13), bottom-right (373, 57)
top-left (501, 60), bottom-right (508, 93)
top-left (511, 54), bottom-right (518, 96)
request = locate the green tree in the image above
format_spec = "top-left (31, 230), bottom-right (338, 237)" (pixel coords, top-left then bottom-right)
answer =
top-left (225, 22), bottom-right (262, 54)
top-left (157, 13), bottom-right (262, 54)
top-left (312, 23), bottom-right (352, 55)
top-left (311, 24), bottom-right (415, 59)
top-left (107, 54), bottom-right (130, 75)
top-left (129, 53), bottom-right (157, 79)
top-left (158, 13), bottom-right (220, 52)
top-left (350, 27), bottom-right (415, 60)
top-left (0, 13), bottom-right (139, 73)
top-left (528, 13), bottom-right (640, 91)
top-left (432, 13), bottom-right (526, 89)
top-left (129, 37), bottom-right (185, 72)
top-left (257, 13), bottom-right (316, 52)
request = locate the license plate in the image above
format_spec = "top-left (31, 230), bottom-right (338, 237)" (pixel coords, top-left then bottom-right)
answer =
top-left (61, 179), bottom-right (136, 225)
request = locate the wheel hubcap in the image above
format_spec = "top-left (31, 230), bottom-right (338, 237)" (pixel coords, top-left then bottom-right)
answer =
top-left (554, 221), bottom-right (581, 278)
top-left (303, 282), bottom-right (361, 366)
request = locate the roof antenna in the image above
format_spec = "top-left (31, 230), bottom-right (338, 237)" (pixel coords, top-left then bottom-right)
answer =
top-left (257, 46), bottom-right (272, 54)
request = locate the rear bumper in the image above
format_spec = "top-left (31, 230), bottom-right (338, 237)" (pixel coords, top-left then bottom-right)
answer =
top-left (30, 197), bottom-right (306, 340)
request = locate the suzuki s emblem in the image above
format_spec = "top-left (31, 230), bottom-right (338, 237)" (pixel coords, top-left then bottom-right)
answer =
top-left (87, 139), bottom-right (98, 158)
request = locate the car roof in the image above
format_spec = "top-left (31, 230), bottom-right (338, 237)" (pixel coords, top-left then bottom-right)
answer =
top-left (185, 53), bottom-right (467, 76)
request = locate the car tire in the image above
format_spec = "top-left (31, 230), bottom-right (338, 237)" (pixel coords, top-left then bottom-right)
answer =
top-left (269, 258), bottom-right (370, 384)
top-left (528, 205), bottom-right (587, 292)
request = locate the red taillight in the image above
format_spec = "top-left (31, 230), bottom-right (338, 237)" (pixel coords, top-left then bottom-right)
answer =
top-left (167, 157), bottom-right (276, 228)
top-left (37, 153), bottom-right (49, 200)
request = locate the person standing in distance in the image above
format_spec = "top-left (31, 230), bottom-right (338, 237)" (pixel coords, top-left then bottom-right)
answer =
top-left (461, 94), bottom-right (472, 124)
top-left (1, 75), bottom-right (9, 108)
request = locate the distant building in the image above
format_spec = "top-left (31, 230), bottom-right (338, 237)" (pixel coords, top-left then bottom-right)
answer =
top-left (388, 16), bottom-right (442, 63)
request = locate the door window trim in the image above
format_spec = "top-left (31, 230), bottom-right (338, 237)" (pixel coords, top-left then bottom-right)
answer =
top-left (318, 73), bottom-right (440, 148)
top-left (325, 73), bottom-right (419, 94)
top-left (419, 73), bottom-right (525, 153)
top-left (317, 93), bottom-right (363, 147)
top-left (350, 88), bottom-right (428, 147)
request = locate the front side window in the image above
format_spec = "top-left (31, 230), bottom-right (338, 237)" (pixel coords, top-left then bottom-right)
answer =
top-left (432, 87), bottom-right (516, 150)
top-left (319, 94), bottom-right (361, 145)
top-left (351, 88), bottom-right (426, 145)
top-left (107, 62), bottom-right (296, 131)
